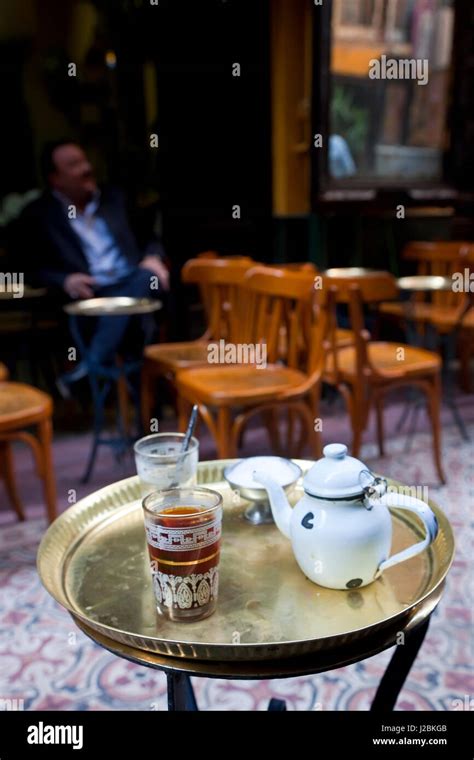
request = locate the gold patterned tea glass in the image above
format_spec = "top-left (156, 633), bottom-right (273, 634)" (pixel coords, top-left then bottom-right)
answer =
top-left (142, 487), bottom-right (223, 622)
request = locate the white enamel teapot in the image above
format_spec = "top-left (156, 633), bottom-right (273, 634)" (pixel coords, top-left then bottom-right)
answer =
top-left (253, 443), bottom-right (438, 590)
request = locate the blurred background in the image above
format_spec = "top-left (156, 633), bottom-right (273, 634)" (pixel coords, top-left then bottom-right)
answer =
top-left (0, 0), bottom-right (472, 470)
top-left (1, 0), bottom-right (472, 277)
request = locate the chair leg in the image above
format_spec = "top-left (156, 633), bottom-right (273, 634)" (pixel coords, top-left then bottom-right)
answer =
top-left (338, 382), bottom-right (362, 456)
top-left (0, 441), bottom-right (25, 521)
top-left (374, 391), bottom-right (385, 457)
top-left (344, 385), bottom-right (364, 457)
top-left (287, 407), bottom-right (296, 453)
top-left (141, 364), bottom-right (155, 433)
top-left (286, 400), bottom-right (321, 458)
top-left (177, 396), bottom-right (192, 433)
top-left (351, 413), bottom-right (363, 457)
top-left (303, 399), bottom-right (322, 458)
top-left (216, 407), bottom-right (234, 458)
top-left (37, 417), bottom-right (57, 524)
top-left (425, 374), bottom-right (446, 485)
top-left (307, 386), bottom-right (323, 458)
top-left (459, 334), bottom-right (472, 393)
top-left (117, 373), bottom-right (130, 438)
top-left (262, 409), bottom-right (282, 455)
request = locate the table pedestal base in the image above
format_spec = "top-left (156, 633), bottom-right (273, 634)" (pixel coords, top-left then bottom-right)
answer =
top-left (165, 617), bottom-right (431, 711)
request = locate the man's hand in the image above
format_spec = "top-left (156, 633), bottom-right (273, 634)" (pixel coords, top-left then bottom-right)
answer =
top-left (64, 273), bottom-right (96, 299)
top-left (139, 255), bottom-right (170, 291)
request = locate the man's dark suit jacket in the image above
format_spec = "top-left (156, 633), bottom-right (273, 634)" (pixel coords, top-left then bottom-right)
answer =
top-left (17, 187), bottom-right (147, 292)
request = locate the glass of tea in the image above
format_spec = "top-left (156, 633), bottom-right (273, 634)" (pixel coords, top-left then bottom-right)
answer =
top-left (134, 433), bottom-right (199, 497)
top-left (142, 487), bottom-right (223, 622)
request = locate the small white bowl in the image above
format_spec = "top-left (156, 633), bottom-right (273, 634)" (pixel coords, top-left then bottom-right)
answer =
top-left (224, 457), bottom-right (302, 525)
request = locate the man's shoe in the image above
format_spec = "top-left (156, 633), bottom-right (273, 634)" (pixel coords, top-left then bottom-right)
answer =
top-left (56, 362), bottom-right (88, 399)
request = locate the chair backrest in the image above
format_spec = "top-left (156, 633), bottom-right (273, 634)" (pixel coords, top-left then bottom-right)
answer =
top-left (239, 266), bottom-right (327, 382)
top-left (196, 250), bottom-right (256, 261)
top-left (323, 271), bottom-right (398, 304)
top-left (181, 257), bottom-right (255, 341)
top-left (323, 272), bottom-right (398, 381)
top-left (403, 241), bottom-right (471, 308)
top-left (267, 262), bottom-right (318, 273)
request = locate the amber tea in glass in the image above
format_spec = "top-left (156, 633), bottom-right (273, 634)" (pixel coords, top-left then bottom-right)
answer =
top-left (142, 487), bottom-right (223, 622)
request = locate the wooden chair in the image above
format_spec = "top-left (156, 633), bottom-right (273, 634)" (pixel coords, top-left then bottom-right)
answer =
top-left (273, 263), bottom-right (353, 349)
top-left (379, 241), bottom-right (474, 392)
top-left (458, 245), bottom-right (474, 391)
top-left (379, 241), bottom-right (471, 334)
top-left (268, 262), bottom-right (316, 271)
top-left (459, 307), bottom-right (474, 392)
top-left (141, 257), bottom-right (255, 427)
top-left (195, 252), bottom-right (255, 337)
top-left (324, 272), bottom-right (445, 483)
top-left (175, 266), bottom-right (327, 458)
top-left (0, 381), bottom-right (57, 522)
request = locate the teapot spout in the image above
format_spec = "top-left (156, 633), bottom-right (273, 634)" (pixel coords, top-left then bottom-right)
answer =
top-left (252, 470), bottom-right (292, 539)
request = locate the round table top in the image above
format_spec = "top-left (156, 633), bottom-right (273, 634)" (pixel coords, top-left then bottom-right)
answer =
top-left (397, 275), bottom-right (452, 292)
top-left (324, 267), bottom-right (386, 278)
top-left (38, 458), bottom-right (452, 680)
top-left (64, 296), bottom-right (162, 317)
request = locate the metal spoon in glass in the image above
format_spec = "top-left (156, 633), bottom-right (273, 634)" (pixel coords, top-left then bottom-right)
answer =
top-left (169, 404), bottom-right (199, 487)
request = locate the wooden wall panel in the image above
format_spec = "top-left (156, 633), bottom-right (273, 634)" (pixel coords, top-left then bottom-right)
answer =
top-left (271, 0), bottom-right (312, 215)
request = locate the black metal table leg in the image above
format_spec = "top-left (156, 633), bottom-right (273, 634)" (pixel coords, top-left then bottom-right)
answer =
top-left (441, 332), bottom-right (470, 442)
top-left (370, 617), bottom-right (430, 712)
top-left (167, 672), bottom-right (199, 711)
top-left (268, 698), bottom-right (287, 710)
top-left (81, 373), bottom-right (111, 483)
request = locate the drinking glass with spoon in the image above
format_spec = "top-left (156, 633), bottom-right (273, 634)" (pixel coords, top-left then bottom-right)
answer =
top-left (134, 405), bottom-right (200, 496)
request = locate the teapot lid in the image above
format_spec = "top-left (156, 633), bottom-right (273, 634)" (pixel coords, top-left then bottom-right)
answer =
top-left (303, 443), bottom-right (374, 499)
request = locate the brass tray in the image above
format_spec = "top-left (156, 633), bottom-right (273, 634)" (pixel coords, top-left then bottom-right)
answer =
top-left (37, 460), bottom-right (454, 662)
top-left (71, 586), bottom-right (444, 678)
top-left (64, 297), bottom-right (162, 317)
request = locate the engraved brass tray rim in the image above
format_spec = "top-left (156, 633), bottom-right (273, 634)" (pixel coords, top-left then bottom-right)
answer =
top-left (71, 583), bottom-right (445, 678)
top-left (64, 296), bottom-right (162, 317)
top-left (37, 460), bottom-right (455, 661)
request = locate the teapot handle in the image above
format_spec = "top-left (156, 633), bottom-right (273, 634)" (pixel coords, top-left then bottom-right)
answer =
top-left (377, 492), bottom-right (439, 572)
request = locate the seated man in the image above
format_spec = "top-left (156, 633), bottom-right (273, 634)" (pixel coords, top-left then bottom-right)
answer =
top-left (19, 140), bottom-right (169, 388)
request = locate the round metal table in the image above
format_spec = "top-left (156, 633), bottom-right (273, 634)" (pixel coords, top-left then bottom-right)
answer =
top-left (395, 275), bottom-right (470, 442)
top-left (71, 591), bottom-right (441, 711)
top-left (38, 460), bottom-right (454, 712)
top-left (64, 296), bottom-right (162, 482)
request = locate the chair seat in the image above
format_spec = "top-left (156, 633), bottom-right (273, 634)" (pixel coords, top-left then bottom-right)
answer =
top-left (0, 382), bottom-right (52, 430)
top-left (380, 301), bottom-right (440, 320)
top-left (335, 328), bottom-right (354, 347)
top-left (380, 301), bottom-right (464, 333)
top-left (176, 364), bottom-right (307, 406)
top-left (145, 341), bottom-right (211, 373)
top-left (431, 305), bottom-right (474, 331)
top-left (326, 342), bottom-right (441, 382)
